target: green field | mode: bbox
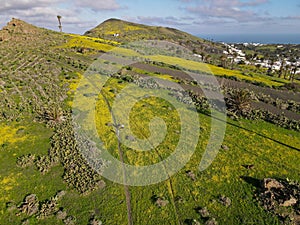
[0,18,299,225]
[1,76,299,224]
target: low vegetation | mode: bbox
[0,18,299,225]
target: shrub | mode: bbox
[226,89,253,117]
[18,194,39,216]
[16,154,36,168]
[35,155,54,174]
[38,198,59,219]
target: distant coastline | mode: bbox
[199,33,300,44]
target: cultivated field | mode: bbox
[0,19,299,225]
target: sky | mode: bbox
[0,0,299,35]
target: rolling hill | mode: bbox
[0,18,299,225]
[84,18,225,55]
[0,18,57,42]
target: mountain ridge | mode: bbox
[84,18,225,55]
[0,18,39,40]
[0,18,54,42]
[0,17,225,56]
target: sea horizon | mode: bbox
[198,33,300,44]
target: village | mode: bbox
[223,42,300,77]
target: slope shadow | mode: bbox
[200,111,300,152]
[227,120,300,152]
[240,176,261,189]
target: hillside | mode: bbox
[84,18,224,55]
[0,18,55,42]
[0,18,299,225]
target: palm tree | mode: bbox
[230,52,238,70]
[267,59,275,76]
[284,64,291,80]
[226,89,253,117]
[220,55,228,68]
[205,54,212,64]
[278,60,285,78]
[290,65,298,82]
[37,103,64,126]
[200,52,206,62]
[57,15,62,32]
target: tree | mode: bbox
[230,52,238,70]
[278,59,285,78]
[226,89,253,117]
[267,59,275,76]
[290,65,298,83]
[57,15,62,32]
[284,64,291,80]
[220,55,228,68]
[205,54,212,64]
[200,52,206,62]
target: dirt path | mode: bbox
[126,98,182,225]
[100,91,133,225]
[133,62,300,102]
[132,62,300,120]
[252,101,300,121]
[87,70,180,225]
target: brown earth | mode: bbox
[0,18,45,42]
[131,62,300,120]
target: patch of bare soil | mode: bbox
[257,178,300,225]
[252,102,300,121]
[218,78,300,103]
[0,18,45,42]
[131,62,300,120]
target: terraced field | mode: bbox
[0,19,299,225]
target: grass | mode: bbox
[0,111,300,224]
[90,77,299,224]
[1,76,299,224]
[59,35,117,53]
[0,125,28,146]
[95,79,183,166]
[104,23,145,35]
[59,35,297,88]
[0,121,67,224]
[148,55,287,87]
[1,25,299,224]
[66,34,120,45]
[132,67,180,82]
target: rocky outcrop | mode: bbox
[258,178,300,225]
[0,18,42,42]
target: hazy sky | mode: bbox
[0,0,299,35]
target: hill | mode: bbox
[84,18,224,55]
[0,18,53,42]
[0,18,299,225]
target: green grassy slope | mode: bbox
[84,18,225,55]
[0,19,299,225]
[84,18,200,42]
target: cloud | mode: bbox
[131,16,189,26]
[75,0,122,11]
[187,6,255,22]
[0,0,100,33]
[1,6,83,25]
[183,0,269,22]
[239,0,269,7]
[0,0,124,33]
[180,0,268,6]
[193,18,234,25]
[0,0,60,12]
[281,16,300,21]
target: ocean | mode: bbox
[198,33,300,44]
